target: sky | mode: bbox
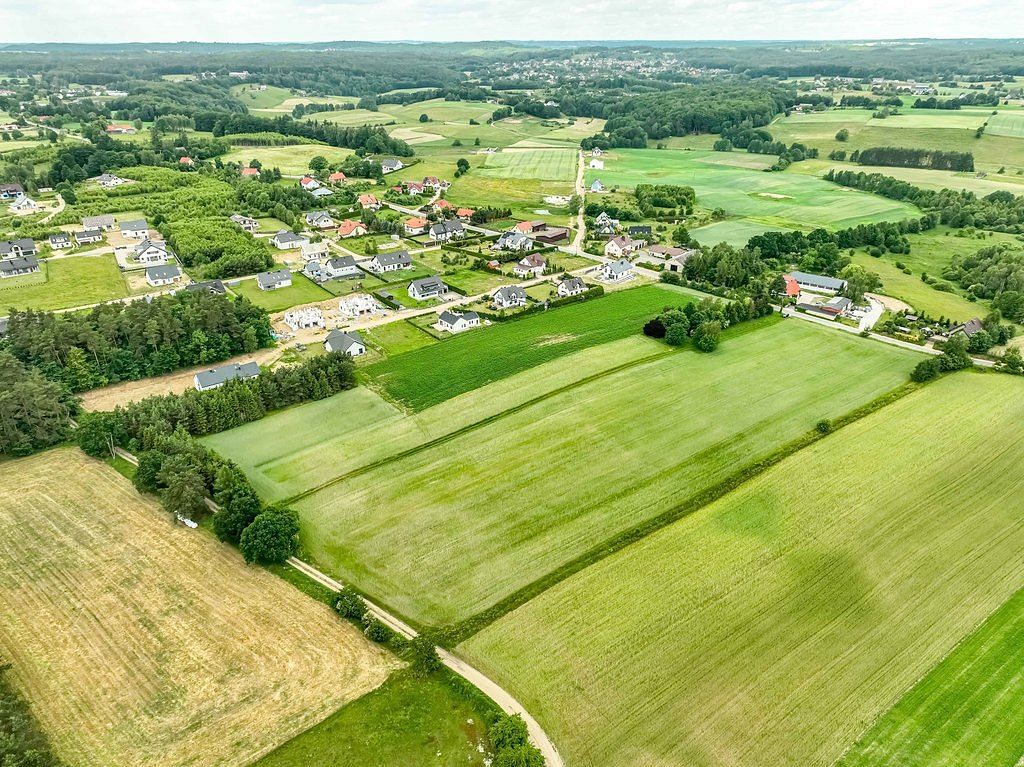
[1,0,1023,44]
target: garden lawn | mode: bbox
[460,372,1024,767]
[0,254,129,311]
[364,284,698,410]
[231,272,332,312]
[837,588,1024,767]
[297,319,916,625]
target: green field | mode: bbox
[362,318,439,356]
[477,148,576,181]
[460,372,1024,767]
[223,144,354,176]
[837,588,1024,767]
[0,255,129,311]
[231,272,331,312]
[364,284,698,410]
[587,149,918,237]
[986,111,1024,138]
[689,219,792,246]
[230,84,294,110]
[288,320,915,626]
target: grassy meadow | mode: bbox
[291,319,915,626]
[223,144,354,176]
[0,254,130,311]
[231,272,332,312]
[460,372,1024,767]
[0,449,396,767]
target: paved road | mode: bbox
[287,556,565,767]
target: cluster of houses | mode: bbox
[391,176,451,198]
[0,238,40,278]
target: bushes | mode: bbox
[239,505,300,564]
[910,357,942,382]
[488,714,544,767]
[0,667,65,767]
[647,294,773,352]
[162,217,274,278]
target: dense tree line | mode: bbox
[643,294,773,351]
[0,668,66,767]
[162,217,274,278]
[44,134,230,185]
[852,146,974,172]
[839,95,905,109]
[0,352,78,456]
[290,101,354,118]
[198,113,414,156]
[945,245,1024,321]
[826,169,1024,232]
[912,92,1000,109]
[3,292,273,392]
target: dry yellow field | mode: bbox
[0,449,398,767]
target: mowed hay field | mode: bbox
[837,588,1024,767]
[294,320,916,625]
[0,449,397,767]
[460,372,1024,767]
[477,148,577,181]
[222,144,354,175]
[587,149,917,236]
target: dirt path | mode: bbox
[286,556,565,767]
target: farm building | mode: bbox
[409,275,450,301]
[194,361,260,391]
[257,269,293,290]
[604,236,635,258]
[797,296,853,320]
[145,265,182,287]
[324,330,366,356]
[492,285,528,309]
[438,310,480,333]
[788,271,847,294]
[381,158,405,174]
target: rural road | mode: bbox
[287,556,565,767]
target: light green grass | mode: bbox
[477,148,576,182]
[986,111,1024,138]
[588,148,917,234]
[296,320,916,625]
[229,84,294,110]
[223,144,353,176]
[461,372,1024,767]
[364,284,697,410]
[207,335,665,502]
[362,318,439,356]
[0,255,128,311]
[230,272,331,312]
[837,588,1024,767]
[689,219,792,246]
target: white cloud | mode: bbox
[1,0,1022,43]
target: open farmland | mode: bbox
[460,372,1024,767]
[837,588,1024,767]
[0,448,397,767]
[587,148,917,240]
[289,320,915,625]
[364,284,700,410]
[477,148,576,181]
[222,144,354,175]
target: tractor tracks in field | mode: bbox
[282,347,674,505]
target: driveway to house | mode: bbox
[286,557,565,767]
[857,296,885,332]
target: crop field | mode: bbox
[837,588,1024,767]
[206,335,667,500]
[364,284,697,410]
[986,111,1024,138]
[223,143,354,175]
[292,320,915,625]
[478,148,576,181]
[689,219,792,246]
[0,254,129,311]
[0,449,397,767]
[800,159,1024,195]
[460,372,1024,767]
[587,149,917,233]
[231,272,332,312]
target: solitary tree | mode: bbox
[835,128,850,142]
[239,505,300,564]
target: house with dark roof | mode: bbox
[368,251,412,273]
[0,239,36,258]
[119,219,149,239]
[492,285,528,309]
[76,229,104,245]
[185,279,227,295]
[494,231,532,252]
[324,330,366,356]
[797,295,853,320]
[145,264,182,287]
[49,232,73,250]
[193,361,260,391]
[256,269,293,291]
[0,183,24,200]
[381,158,405,174]
[557,276,587,297]
[949,317,985,338]
[437,310,480,333]
[305,210,335,230]
[82,214,115,230]
[271,231,309,250]
[627,225,652,241]
[429,219,465,243]
[134,239,172,265]
[0,255,40,278]
[408,275,449,301]
[788,271,847,294]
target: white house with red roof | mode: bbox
[358,194,381,210]
[337,220,368,238]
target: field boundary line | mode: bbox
[285,556,565,767]
[444,378,927,644]
[282,348,675,504]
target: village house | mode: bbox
[256,269,293,291]
[310,187,334,199]
[0,238,37,258]
[300,176,321,191]
[405,217,429,236]
[600,259,634,282]
[422,176,450,192]
[514,220,546,235]
[647,245,696,272]
[429,219,465,243]
[456,208,474,221]
[494,231,532,252]
[0,183,24,200]
[305,210,335,230]
[328,171,347,184]
[145,264,182,287]
[513,252,547,278]
[9,195,37,212]
[300,240,330,261]
[593,211,619,236]
[339,294,382,318]
[381,158,405,174]
[604,235,635,259]
[787,270,847,294]
[82,214,115,230]
[590,147,604,157]
[193,361,260,392]
[230,213,259,232]
[75,229,104,245]
[400,181,426,196]
[48,232,72,250]
[408,275,450,301]
[557,276,587,297]
[949,318,985,338]
[179,156,195,167]
[432,199,455,214]
[358,194,381,210]
[284,307,325,330]
[368,250,413,273]
[627,225,652,244]
[590,179,605,193]
[134,239,172,265]
[337,220,367,238]
[119,219,149,239]
[438,309,480,333]
[323,256,361,280]
[240,166,260,178]
[492,285,528,310]
[185,279,227,295]
[0,255,40,279]
[104,124,137,135]
[96,173,127,188]
[324,329,366,356]
[271,230,309,250]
